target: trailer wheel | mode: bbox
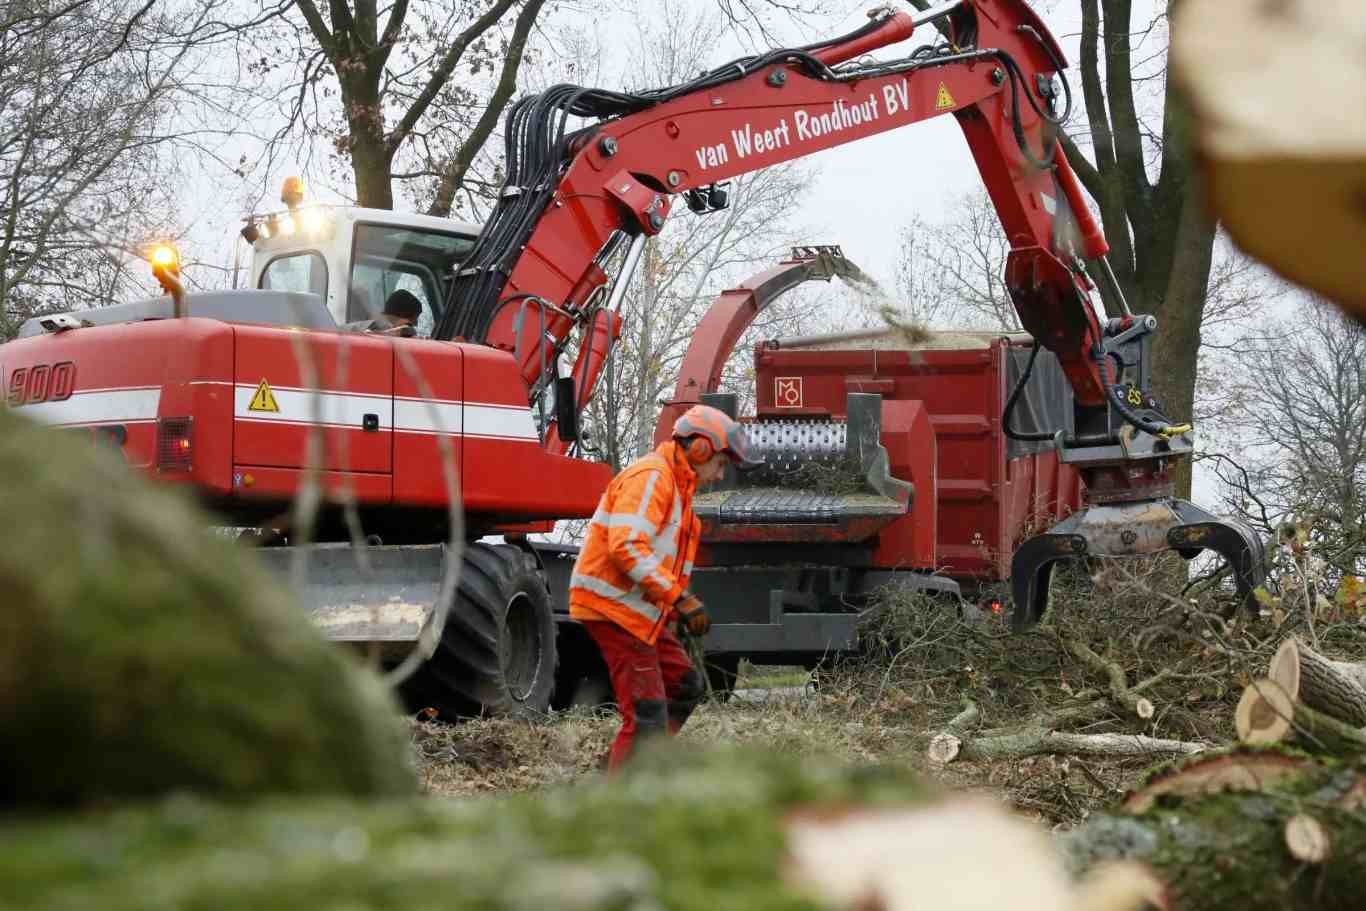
[404,543,556,721]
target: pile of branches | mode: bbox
[824,553,1366,817]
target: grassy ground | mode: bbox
[734,661,810,691]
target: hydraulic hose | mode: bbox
[1094,346,1192,440]
[1002,340,1055,442]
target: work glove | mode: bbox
[675,591,711,637]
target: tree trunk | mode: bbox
[340,71,395,210]
[1148,189,1215,498]
[351,137,396,210]
[1064,748,1366,910]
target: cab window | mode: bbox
[348,224,476,336]
[259,252,327,297]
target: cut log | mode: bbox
[928,733,961,764]
[1268,638,1366,726]
[928,728,1203,764]
[1066,748,1366,910]
[1235,678,1366,754]
[1285,814,1331,864]
[1122,749,1309,814]
[1172,0,1366,323]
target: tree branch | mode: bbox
[1101,0,1153,223]
[386,0,521,156]
[425,0,546,216]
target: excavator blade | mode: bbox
[1010,499,1266,629]
[254,543,449,660]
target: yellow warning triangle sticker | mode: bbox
[248,378,279,413]
[935,82,956,110]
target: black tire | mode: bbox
[702,653,740,703]
[402,543,556,721]
[568,671,614,713]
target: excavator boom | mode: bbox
[434,0,1265,623]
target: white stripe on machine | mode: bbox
[234,385,537,440]
[234,385,393,429]
[11,387,161,426]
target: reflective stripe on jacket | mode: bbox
[569,441,701,644]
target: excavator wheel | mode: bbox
[402,543,557,721]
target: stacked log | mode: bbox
[1235,638,1366,754]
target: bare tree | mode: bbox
[895,190,1017,331]
[257,0,547,212]
[0,0,216,338]
[1211,298,1366,581]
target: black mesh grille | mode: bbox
[156,417,192,472]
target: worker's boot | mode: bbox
[667,669,704,733]
[630,698,668,754]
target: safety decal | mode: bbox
[248,378,280,413]
[775,376,804,408]
[935,82,956,110]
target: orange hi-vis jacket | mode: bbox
[569,441,702,644]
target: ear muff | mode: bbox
[686,435,714,465]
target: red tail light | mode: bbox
[156,417,193,472]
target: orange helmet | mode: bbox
[672,404,763,469]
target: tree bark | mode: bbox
[1269,638,1366,727]
[1063,749,1366,910]
[929,729,1202,764]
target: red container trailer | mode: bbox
[750,332,1083,586]
[682,330,1084,673]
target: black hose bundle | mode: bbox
[431,20,891,344]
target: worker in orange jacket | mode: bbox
[570,404,763,770]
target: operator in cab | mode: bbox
[569,405,763,771]
[370,289,421,334]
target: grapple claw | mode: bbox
[1010,499,1267,628]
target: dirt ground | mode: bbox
[410,684,1148,827]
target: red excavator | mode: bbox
[1,0,1263,714]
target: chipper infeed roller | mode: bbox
[694,393,910,544]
